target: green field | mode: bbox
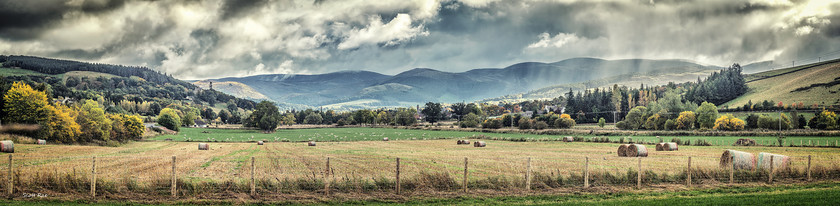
[0,67,62,78]
[4,182,840,205]
[153,127,840,147]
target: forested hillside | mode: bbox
[0,55,257,145]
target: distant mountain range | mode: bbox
[197,58,770,110]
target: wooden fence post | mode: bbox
[396,158,401,195]
[807,155,812,181]
[463,157,468,193]
[769,156,774,183]
[687,157,692,186]
[171,156,176,197]
[584,157,589,188]
[250,156,256,196]
[7,154,12,197]
[526,157,532,190]
[730,156,734,184]
[91,156,96,197]
[637,158,642,188]
[325,157,330,195]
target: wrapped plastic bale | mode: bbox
[734,138,756,146]
[383,137,389,141]
[473,141,486,147]
[758,152,790,171]
[257,141,264,145]
[563,136,574,142]
[0,140,13,153]
[198,143,209,150]
[655,143,665,151]
[457,140,471,145]
[720,149,756,170]
[617,144,631,157]
[626,144,648,157]
[308,141,316,146]
[664,142,679,151]
[36,139,46,145]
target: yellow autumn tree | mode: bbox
[43,104,82,143]
[3,81,48,124]
[675,111,696,130]
[713,115,745,131]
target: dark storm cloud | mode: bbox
[0,0,126,40]
[219,0,268,20]
[0,0,838,79]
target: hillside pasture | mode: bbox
[725,59,840,107]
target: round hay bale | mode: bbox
[473,141,486,147]
[617,144,630,157]
[0,140,13,153]
[720,150,756,170]
[308,141,316,146]
[664,142,679,151]
[734,138,756,146]
[198,143,209,150]
[383,137,389,141]
[257,141,264,145]
[627,144,648,157]
[457,140,471,145]
[758,152,790,171]
[36,139,46,145]
[655,143,665,151]
[563,136,574,142]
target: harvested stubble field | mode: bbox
[3,136,840,201]
[154,127,840,147]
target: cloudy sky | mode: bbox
[1,0,839,79]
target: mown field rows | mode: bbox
[153,127,840,147]
[3,137,840,191]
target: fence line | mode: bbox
[0,153,837,198]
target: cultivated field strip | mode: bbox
[0,139,835,195]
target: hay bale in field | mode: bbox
[758,152,790,171]
[626,144,648,157]
[664,142,679,151]
[257,141,264,145]
[473,141,486,147]
[198,143,209,150]
[617,144,631,157]
[308,141,316,146]
[383,137,389,141]
[36,139,46,145]
[457,140,471,145]
[0,140,13,153]
[563,136,574,142]
[655,143,665,151]
[720,150,756,170]
[734,138,756,146]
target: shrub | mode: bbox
[713,115,745,131]
[518,118,532,129]
[644,114,665,130]
[808,109,838,130]
[623,106,647,130]
[482,118,502,129]
[675,111,696,130]
[758,114,791,130]
[745,114,759,129]
[157,108,181,132]
[554,116,576,129]
[460,113,480,128]
[615,121,629,130]
[696,102,718,129]
[533,121,548,130]
[664,119,675,130]
[598,118,605,128]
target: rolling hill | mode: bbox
[723,58,840,108]
[204,58,720,109]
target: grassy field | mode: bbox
[4,182,840,205]
[725,59,840,107]
[153,127,840,147]
[0,67,61,78]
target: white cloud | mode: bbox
[527,32,580,48]
[337,14,429,50]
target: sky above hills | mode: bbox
[1,0,839,79]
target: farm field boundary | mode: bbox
[2,140,840,202]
